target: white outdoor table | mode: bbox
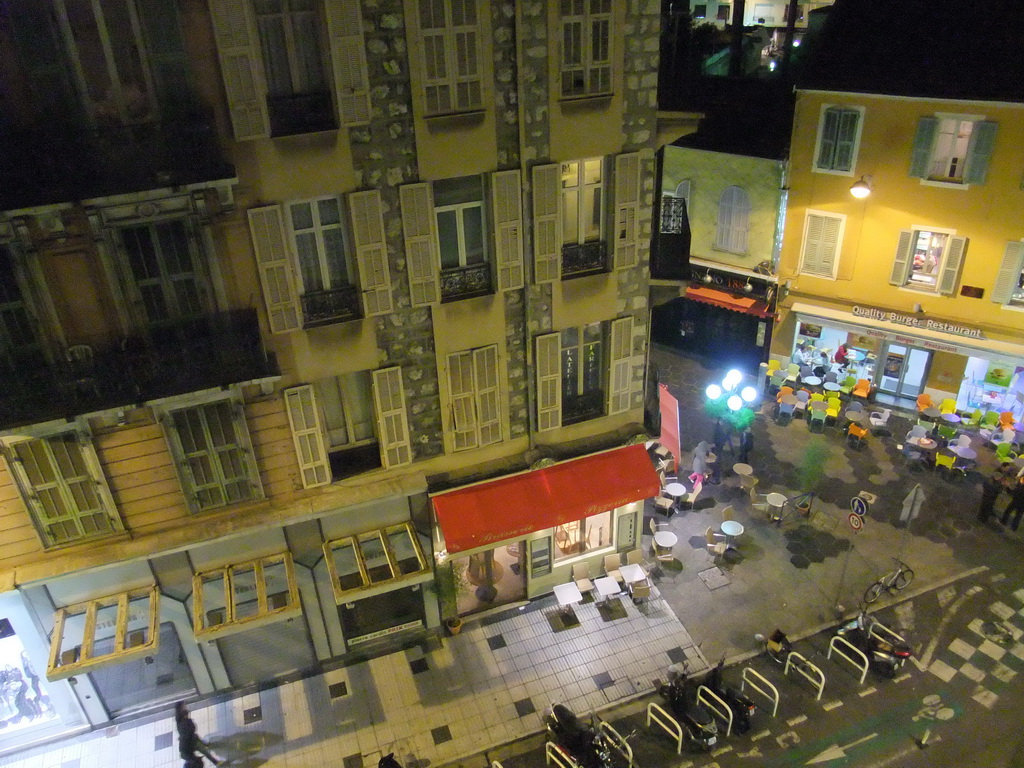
[594,576,621,602]
[720,519,745,547]
[619,563,646,584]
[653,531,678,548]
[823,382,842,393]
[950,445,977,460]
[940,412,961,423]
[732,462,753,477]
[553,582,582,615]
[808,400,828,412]
[766,492,787,521]
[802,376,822,387]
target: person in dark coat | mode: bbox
[737,428,754,465]
[978,472,1004,523]
[1000,477,1024,531]
[379,754,403,768]
[176,701,223,765]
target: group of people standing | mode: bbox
[978,468,1024,530]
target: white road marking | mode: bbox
[712,745,734,757]
[777,731,801,748]
[948,638,975,660]
[737,747,763,758]
[991,601,1015,620]
[972,687,998,709]
[928,659,957,682]
[959,662,985,682]
[913,585,982,671]
[858,686,877,697]
[787,714,808,726]
[805,733,878,765]
[822,700,843,711]
[750,729,771,742]
[893,672,911,683]
[978,639,1007,660]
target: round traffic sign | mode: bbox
[851,496,868,517]
[848,512,863,531]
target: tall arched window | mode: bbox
[716,186,751,254]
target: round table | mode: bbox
[950,444,977,460]
[654,530,678,548]
[665,482,687,499]
[845,411,867,425]
[910,436,937,451]
[940,412,961,423]
[733,462,753,477]
[922,408,941,420]
[780,394,798,406]
[809,400,828,412]
[847,350,866,362]
[802,376,822,387]
[766,492,787,522]
[823,382,842,393]
[720,520,744,539]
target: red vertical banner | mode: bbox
[659,383,681,471]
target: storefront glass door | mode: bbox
[878,344,932,399]
[453,543,526,616]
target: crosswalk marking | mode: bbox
[822,700,843,711]
[858,686,877,697]
[786,714,807,726]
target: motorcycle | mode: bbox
[701,659,757,734]
[657,665,719,750]
[544,703,615,768]
[835,611,912,678]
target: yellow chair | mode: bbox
[766,359,781,373]
[825,397,842,425]
[810,393,825,403]
[939,398,957,415]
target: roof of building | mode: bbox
[796,0,1024,102]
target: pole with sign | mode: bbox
[835,495,868,615]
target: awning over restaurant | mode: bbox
[432,444,660,554]
[685,286,773,319]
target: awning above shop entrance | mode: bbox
[685,286,773,319]
[432,445,660,554]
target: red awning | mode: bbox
[685,285,774,319]
[432,445,660,554]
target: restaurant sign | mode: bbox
[851,306,985,340]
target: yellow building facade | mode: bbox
[777,89,1024,413]
[0,0,660,745]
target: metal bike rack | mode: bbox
[828,635,870,684]
[598,721,634,766]
[741,666,780,717]
[869,617,908,647]
[784,651,826,700]
[545,741,580,768]
[491,762,504,768]
[696,684,734,736]
[646,702,685,754]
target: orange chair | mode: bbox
[776,386,794,403]
[916,393,933,412]
[852,378,872,400]
[847,423,869,448]
[999,411,1016,430]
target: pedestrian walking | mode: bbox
[712,419,734,455]
[176,702,224,766]
[1001,477,1024,531]
[690,441,710,485]
[737,428,754,465]
[379,754,403,768]
[978,472,1003,523]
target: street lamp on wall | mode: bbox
[850,176,872,199]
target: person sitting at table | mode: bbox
[812,351,829,379]
[834,344,849,366]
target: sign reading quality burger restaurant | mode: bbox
[851,306,985,340]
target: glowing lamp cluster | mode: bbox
[705,369,761,422]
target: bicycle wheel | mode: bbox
[894,568,914,590]
[864,581,884,604]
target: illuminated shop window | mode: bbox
[324,522,430,603]
[192,553,300,639]
[47,587,159,681]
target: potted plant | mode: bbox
[794,438,830,515]
[435,560,467,635]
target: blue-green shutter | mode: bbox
[963,121,998,185]
[816,108,839,169]
[908,117,938,178]
[137,0,195,116]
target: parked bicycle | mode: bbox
[863,558,914,604]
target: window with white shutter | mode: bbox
[284,385,331,489]
[992,241,1024,308]
[909,115,998,185]
[608,316,633,415]
[799,212,844,278]
[613,153,640,269]
[532,164,562,283]
[813,106,863,174]
[445,344,501,451]
[491,170,524,291]
[889,227,966,295]
[535,333,561,432]
[371,367,412,468]
[715,186,750,254]
[161,397,263,514]
[325,0,371,126]
[248,205,301,333]
[209,0,270,140]
[349,190,394,316]
[416,0,483,116]
[400,182,441,306]
[2,431,123,549]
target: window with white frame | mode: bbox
[909,115,998,185]
[1,430,123,549]
[417,0,482,115]
[433,176,486,269]
[715,186,751,254]
[814,105,863,174]
[561,158,604,246]
[287,197,353,293]
[889,228,968,295]
[799,211,844,278]
[192,553,300,638]
[163,398,262,513]
[559,0,611,99]
[446,345,500,451]
[553,508,612,560]
[315,371,377,451]
[0,245,41,372]
[120,219,208,329]
[992,241,1024,309]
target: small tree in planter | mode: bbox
[794,438,830,515]
[435,560,468,634]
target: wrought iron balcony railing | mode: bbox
[267,92,336,137]
[0,116,234,210]
[440,263,493,303]
[301,285,363,328]
[0,309,278,430]
[561,241,609,279]
[561,390,605,426]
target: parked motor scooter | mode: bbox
[701,659,757,734]
[544,703,614,768]
[657,665,719,750]
[835,611,912,678]
[758,628,792,663]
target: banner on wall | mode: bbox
[984,361,1015,388]
[659,384,681,471]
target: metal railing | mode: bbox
[440,262,493,302]
[561,241,608,279]
[301,285,363,327]
[562,390,605,425]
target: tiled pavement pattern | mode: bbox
[927,585,1024,710]
[0,588,705,768]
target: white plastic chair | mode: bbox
[572,563,594,596]
[868,408,891,429]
